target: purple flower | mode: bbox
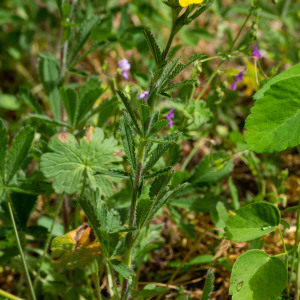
[118,59,131,80]
[166,108,175,128]
[232,67,247,91]
[138,91,149,99]
[252,43,263,59]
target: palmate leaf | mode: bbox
[245,63,300,153]
[229,250,287,300]
[40,127,122,195]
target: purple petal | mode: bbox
[236,67,247,82]
[122,71,129,80]
[138,91,149,99]
[166,108,175,126]
[118,59,131,71]
[232,80,237,91]
[252,43,263,59]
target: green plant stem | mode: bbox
[86,266,96,300]
[107,260,120,300]
[288,194,300,294]
[297,247,300,300]
[0,289,24,300]
[180,137,203,171]
[121,11,180,298]
[278,227,287,255]
[34,194,64,289]
[196,8,253,101]
[278,225,289,293]
[196,61,224,101]
[94,260,102,300]
[6,193,36,300]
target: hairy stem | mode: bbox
[107,260,120,300]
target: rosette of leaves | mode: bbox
[40,127,122,196]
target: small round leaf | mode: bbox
[229,250,287,300]
[225,202,280,242]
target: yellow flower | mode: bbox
[179,0,204,7]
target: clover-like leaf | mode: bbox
[224,202,280,242]
[229,250,287,300]
[40,127,122,195]
[245,63,300,153]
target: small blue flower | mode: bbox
[252,43,263,59]
[166,108,175,128]
[232,67,247,91]
[138,91,149,99]
[118,59,131,80]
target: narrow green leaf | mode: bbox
[0,120,8,181]
[94,169,131,179]
[147,183,189,223]
[75,88,103,127]
[69,16,100,64]
[146,119,170,138]
[136,198,153,228]
[28,114,71,128]
[38,53,61,120]
[70,41,106,69]
[188,53,207,64]
[6,126,35,184]
[60,87,77,126]
[229,250,287,300]
[119,115,136,171]
[186,0,215,24]
[116,90,141,135]
[224,202,281,242]
[229,176,239,210]
[144,167,172,179]
[20,90,43,114]
[161,79,197,93]
[142,27,162,65]
[143,132,180,174]
[140,104,150,134]
[156,57,180,90]
[149,172,173,199]
[111,259,134,280]
[201,269,215,300]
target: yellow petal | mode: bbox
[179,0,204,7]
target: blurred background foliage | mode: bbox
[0,0,300,299]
